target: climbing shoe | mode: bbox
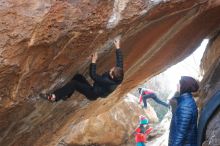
[40,93,56,102]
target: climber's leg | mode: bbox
[73,80,99,100]
[53,79,77,101]
[72,74,90,85]
[54,74,98,101]
[151,94,169,107]
[41,74,98,102]
[142,94,152,108]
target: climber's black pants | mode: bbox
[53,74,99,101]
[142,93,169,108]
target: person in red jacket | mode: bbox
[134,116,153,146]
[138,88,169,109]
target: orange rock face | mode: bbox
[0,0,220,145]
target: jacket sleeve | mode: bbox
[90,63,115,85]
[172,105,192,145]
[116,49,123,68]
[145,127,153,135]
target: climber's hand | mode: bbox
[91,52,98,63]
[114,38,120,49]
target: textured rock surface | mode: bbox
[58,93,158,146]
[202,108,220,146]
[147,111,171,146]
[199,33,220,107]
[199,33,220,146]
[0,0,220,146]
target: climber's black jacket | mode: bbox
[90,49,123,97]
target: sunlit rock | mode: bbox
[0,0,220,145]
[58,93,158,145]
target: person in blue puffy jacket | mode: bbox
[169,76,199,146]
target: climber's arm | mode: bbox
[114,38,123,69]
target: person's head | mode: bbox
[109,67,123,81]
[179,76,199,94]
[139,115,149,125]
[139,115,146,121]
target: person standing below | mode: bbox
[138,88,169,109]
[169,76,199,146]
[41,38,123,102]
[134,115,153,146]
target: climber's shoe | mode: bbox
[40,93,56,102]
[142,105,147,109]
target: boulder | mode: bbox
[1,0,220,145]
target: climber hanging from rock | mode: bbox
[40,38,123,102]
[138,87,169,109]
